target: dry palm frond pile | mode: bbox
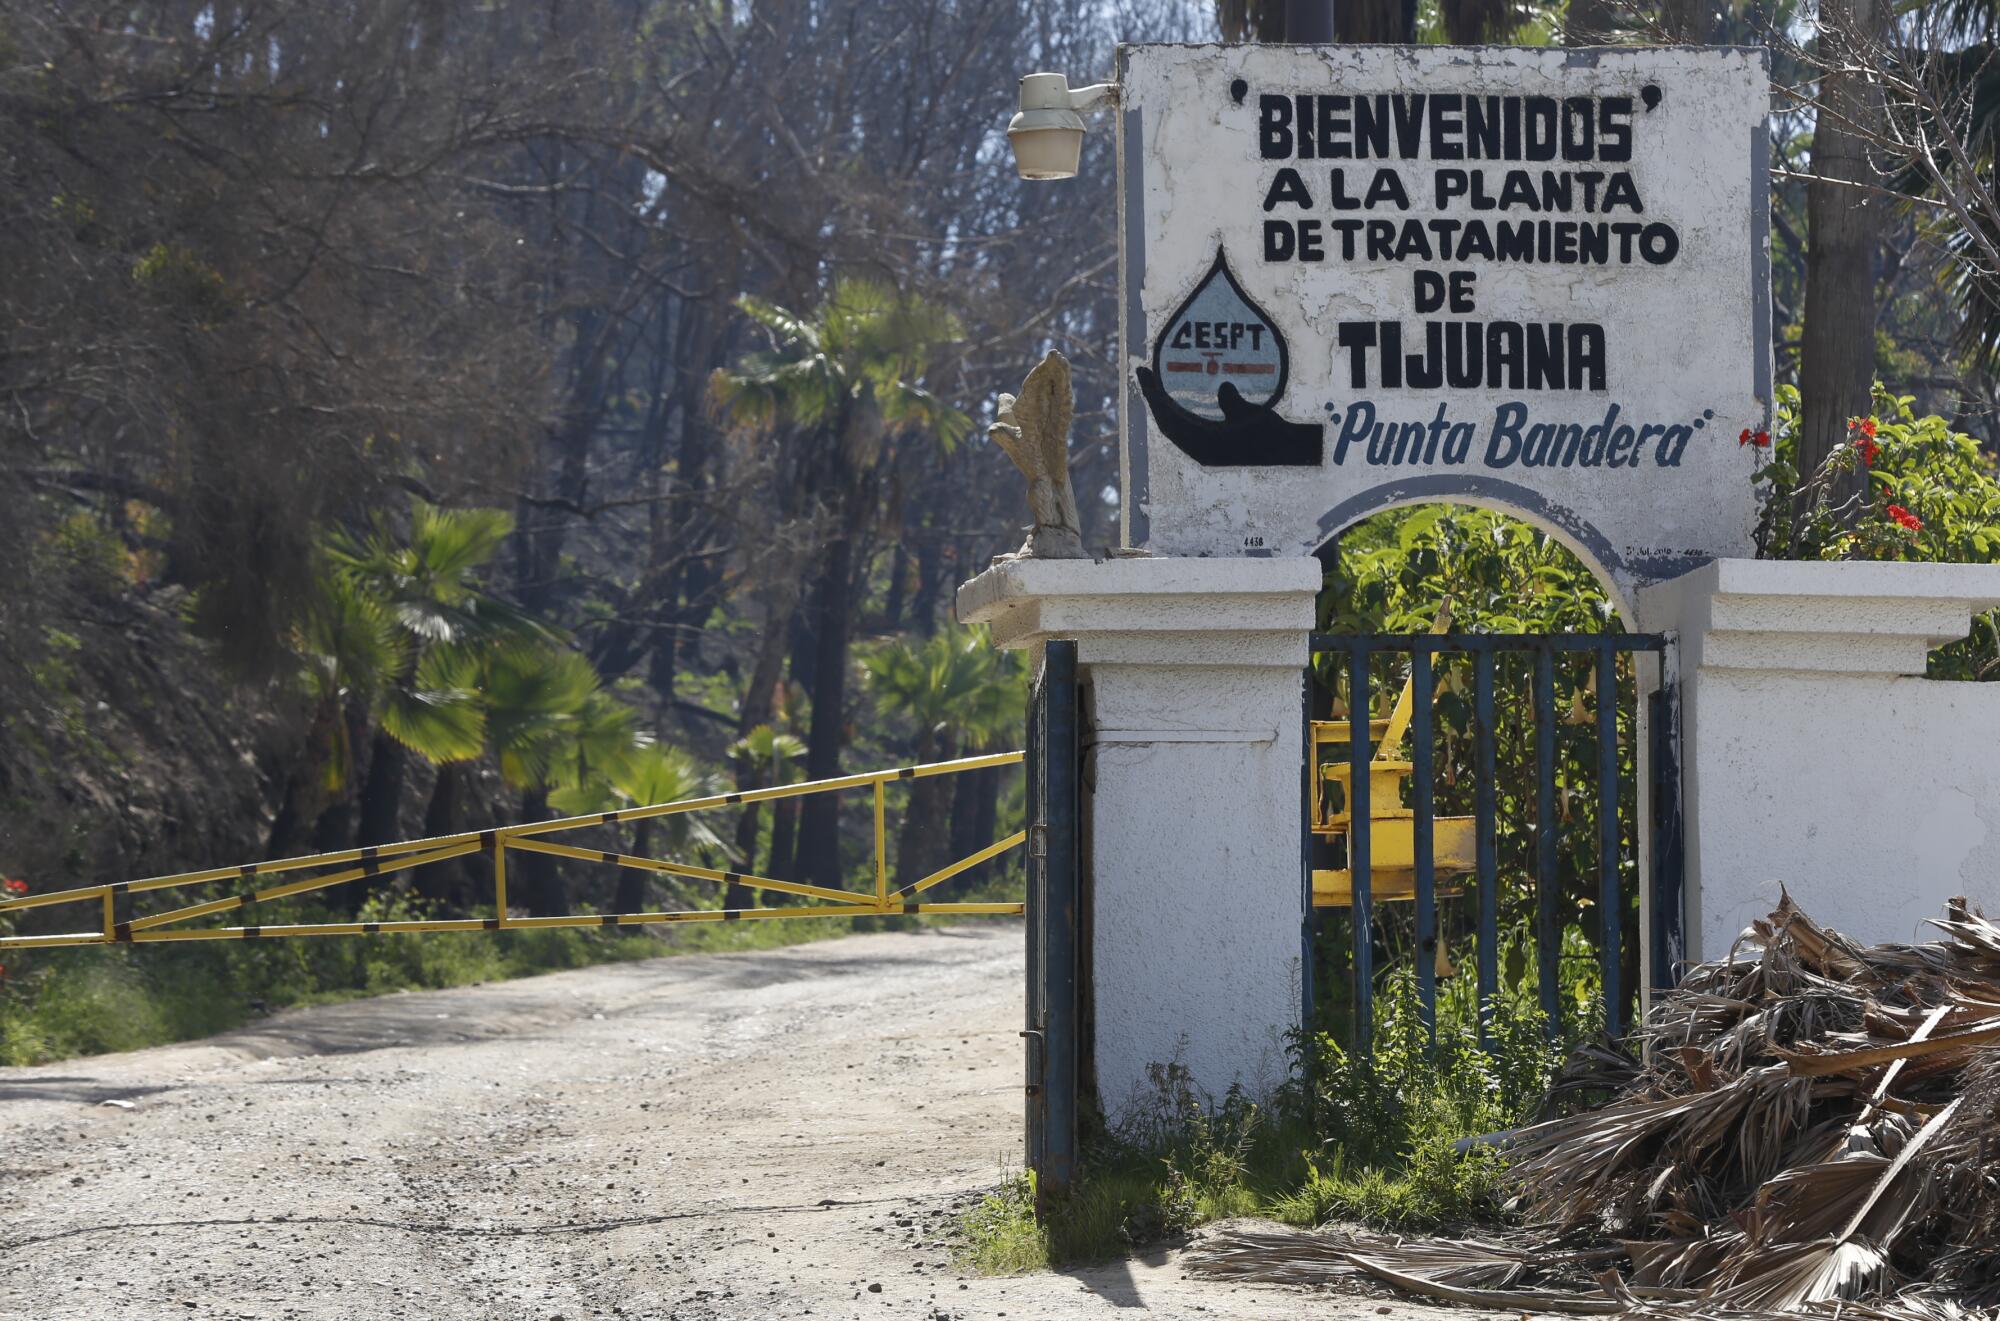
[1186,895,2000,1319]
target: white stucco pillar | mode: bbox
[1637,559,2000,962]
[958,555,1320,1127]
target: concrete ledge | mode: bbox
[1640,558,2000,676]
[1701,558,2000,601]
[957,555,1322,666]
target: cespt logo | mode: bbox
[1137,247,1321,467]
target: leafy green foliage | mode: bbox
[1322,503,1618,638]
[49,512,134,597]
[727,725,807,778]
[858,624,1029,896]
[953,968,1565,1273]
[609,740,723,816]
[955,1175,1050,1275]
[1753,383,2000,563]
[323,502,554,765]
[1270,951,1597,1233]
[129,242,233,326]
[479,644,627,792]
[710,278,972,454]
[551,739,725,855]
[1754,384,2000,680]
[862,624,1025,758]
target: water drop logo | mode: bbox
[1156,251,1287,418]
[1137,249,1322,467]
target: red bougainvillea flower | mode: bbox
[1886,504,1923,531]
[1739,428,1751,445]
[1,878,27,896]
[1749,430,1770,448]
[1855,435,1880,466]
[1848,416,1879,438]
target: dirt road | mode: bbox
[0,924,1452,1320]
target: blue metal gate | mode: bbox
[1025,639,1081,1204]
[1305,632,1682,1049]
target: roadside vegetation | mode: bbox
[0,899,900,1067]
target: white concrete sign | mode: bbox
[1116,45,1772,598]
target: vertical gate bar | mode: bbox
[1348,643,1374,1051]
[1300,670,1315,1030]
[492,839,508,928]
[873,782,888,909]
[1533,644,1560,1037]
[1474,650,1498,1051]
[1411,648,1437,1040]
[1648,680,1686,993]
[1042,639,1080,1202]
[1023,661,1045,1186]
[1596,646,1622,1038]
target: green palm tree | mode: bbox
[482,644,636,916]
[711,277,970,890]
[482,645,602,790]
[552,739,723,919]
[862,626,1024,889]
[723,725,806,909]
[326,503,554,869]
[266,570,399,858]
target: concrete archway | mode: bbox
[1309,476,1645,628]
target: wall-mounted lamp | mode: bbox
[1007,73,1117,181]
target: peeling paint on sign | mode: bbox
[1114,45,1771,606]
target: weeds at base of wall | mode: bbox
[953,1125,1512,1274]
[956,966,1560,1273]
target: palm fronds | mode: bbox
[1185,896,2000,1318]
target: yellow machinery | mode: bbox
[1310,609,1475,909]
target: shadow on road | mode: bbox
[0,1076,177,1105]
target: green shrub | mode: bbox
[954,967,1563,1272]
[1271,963,1557,1231]
[1754,383,2000,679]
[956,1174,1049,1274]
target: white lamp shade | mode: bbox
[1007,113,1084,180]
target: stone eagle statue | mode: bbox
[989,350,1086,560]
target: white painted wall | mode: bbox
[959,556,1319,1127]
[1638,560,2000,960]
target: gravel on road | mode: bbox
[0,923,1462,1321]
